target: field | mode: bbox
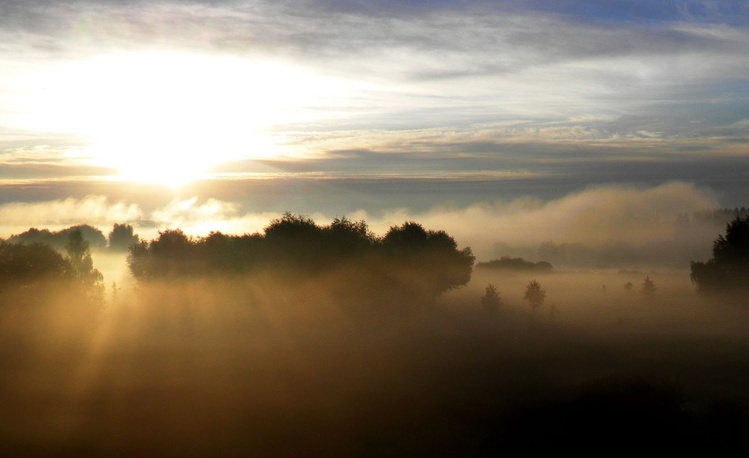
[2,269,749,455]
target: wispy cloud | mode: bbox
[0,182,717,264]
[0,1,747,208]
[0,195,142,236]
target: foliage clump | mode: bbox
[108,223,140,251]
[0,241,73,288]
[480,284,501,314]
[523,280,546,312]
[690,216,749,294]
[9,225,107,251]
[127,214,475,306]
[0,228,104,304]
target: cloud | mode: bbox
[0,182,724,269]
[128,182,721,260]
[0,195,142,237]
[352,182,720,260]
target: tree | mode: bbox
[0,241,73,289]
[108,223,140,251]
[127,229,199,280]
[9,225,106,251]
[382,222,475,300]
[124,216,475,308]
[263,213,324,271]
[481,283,501,314]
[523,280,546,312]
[641,276,657,298]
[66,229,104,303]
[690,216,749,293]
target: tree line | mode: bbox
[127,213,476,305]
[691,215,749,294]
[0,228,104,303]
[8,223,140,252]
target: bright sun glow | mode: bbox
[23,51,351,186]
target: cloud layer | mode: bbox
[0,182,723,268]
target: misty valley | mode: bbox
[2,213,749,455]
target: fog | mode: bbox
[0,182,727,268]
[2,260,749,455]
[2,184,748,454]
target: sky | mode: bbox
[0,0,748,260]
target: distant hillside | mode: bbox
[477,256,552,272]
[690,207,749,226]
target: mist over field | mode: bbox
[2,207,749,455]
[2,0,749,453]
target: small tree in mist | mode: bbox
[641,276,657,298]
[690,215,749,293]
[66,229,104,303]
[481,283,501,314]
[523,280,546,313]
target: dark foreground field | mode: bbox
[2,272,749,456]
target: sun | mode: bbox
[27,51,348,186]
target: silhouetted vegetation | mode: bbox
[126,214,475,307]
[480,283,501,314]
[0,230,104,304]
[6,211,749,455]
[107,223,140,251]
[0,241,73,289]
[690,216,749,294]
[477,256,552,272]
[692,207,749,226]
[523,279,546,312]
[641,276,657,298]
[9,224,106,251]
[66,229,104,304]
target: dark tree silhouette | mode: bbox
[641,276,657,298]
[481,283,501,314]
[382,222,475,300]
[66,229,104,303]
[325,217,376,258]
[108,223,140,251]
[690,216,749,293]
[126,215,475,307]
[9,225,106,250]
[127,229,199,279]
[523,280,546,313]
[263,213,324,271]
[0,241,73,288]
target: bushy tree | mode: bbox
[127,229,198,280]
[523,280,546,312]
[382,222,475,299]
[126,215,475,307]
[108,223,140,251]
[691,216,749,293]
[481,283,501,314]
[0,241,73,288]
